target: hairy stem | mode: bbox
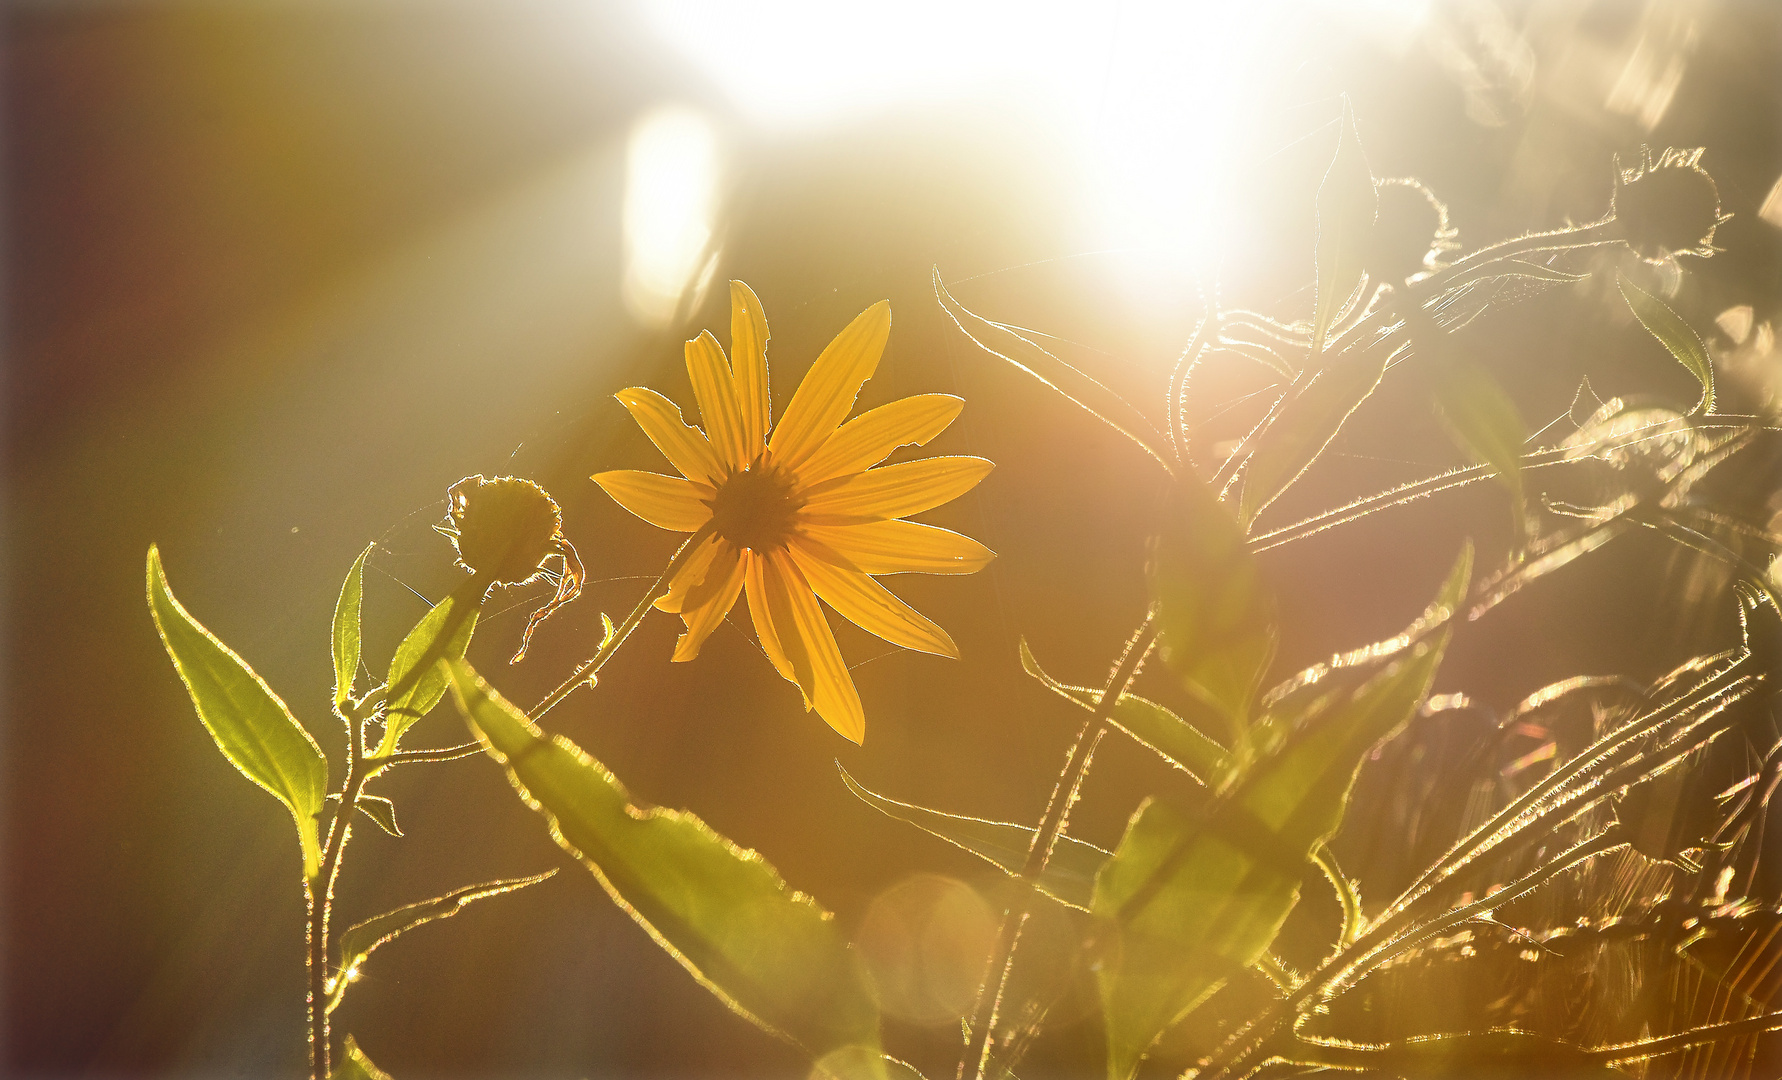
[1198,719,1751,1080]
[309,702,374,1080]
[378,740,484,767]
[532,525,715,720]
[960,613,1159,1080]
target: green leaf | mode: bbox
[934,270,1176,473]
[1235,103,1382,528]
[1619,273,1715,415]
[336,1036,393,1080]
[329,870,555,1014]
[1094,796,1295,1080]
[355,795,401,837]
[1237,337,1393,529]
[1432,360,1528,542]
[326,793,402,837]
[1311,100,1377,356]
[1018,639,1233,788]
[837,764,1110,911]
[332,544,372,708]
[1095,548,1466,1080]
[377,577,484,754]
[1149,473,1277,732]
[146,545,328,879]
[449,660,881,1057]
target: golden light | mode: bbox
[622,105,722,326]
[634,0,1432,278]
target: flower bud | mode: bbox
[1612,146,1729,264]
[437,475,584,661]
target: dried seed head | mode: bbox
[443,475,562,584]
[437,474,585,662]
[1612,146,1729,264]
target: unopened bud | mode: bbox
[437,475,584,661]
[1612,146,1728,264]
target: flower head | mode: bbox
[437,474,585,663]
[594,281,994,743]
[1612,146,1730,264]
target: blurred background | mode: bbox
[6,0,1781,1076]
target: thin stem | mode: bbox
[959,613,1159,1080]
[1200,661,1756,1080]
[1309,844,1362,948]
[1194,221,1622,524]
[1200,831,1623,1080]
[308,700,372,1080]
[1245,450,1576,554]
[1413,220,1619,299]
[531,525,714,720]
[1596,1010,1782,1064]
[1167,307,1218,465]
[1327,831,1624,998]
[377,740,484,766]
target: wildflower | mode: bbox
[594,282,994,742]
[1612,146,1729,263]
[437,475,585,662]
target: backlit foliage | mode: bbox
[147,106,1781,1080]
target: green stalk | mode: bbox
[959,613,1159,1080]
[308,699,378,1080]
[532,525,715,720]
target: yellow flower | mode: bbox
[593,282,994,743]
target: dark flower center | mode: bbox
[708,462,801,552]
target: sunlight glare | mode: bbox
[636,1,1430,278]
[623,106,721,326]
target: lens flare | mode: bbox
[855,874,998,1024]
[622,105,721,326]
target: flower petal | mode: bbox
[614,387,725,485]
[592,470,713,532]
[795,394,964,487]
[788,539,958,658]
[685,330,749,470]
[671,543,746,661]
[765,551,866,743]
[730,281,771,453]
[744,550,798,686]
[798,456,993,525]
[653,533,724,613]
[768,300,891,471]
[799,520,996,575]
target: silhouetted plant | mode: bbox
[147,102,1781,1080]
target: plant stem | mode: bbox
[531,525,714,720]
[377,740,484,766]
[959,613,1159,1080]
[307,701,376,1080]
[1199,829,1626,1080]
